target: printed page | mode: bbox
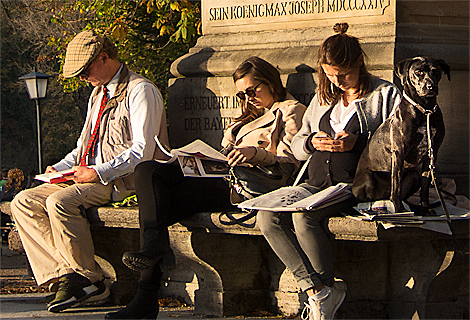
[178,155,202,177]
[296,183,352,211]
[155,136,227,164]
[239,183,352,212]
[198,158,230,177]
[177,155,230,178]
[238,186,313,211]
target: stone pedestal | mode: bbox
[168,0,469,192]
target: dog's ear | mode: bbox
[394,59,411,84]
[436,59,451,81]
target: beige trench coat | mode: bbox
[222,94,306,169]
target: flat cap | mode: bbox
[63,30,104,78]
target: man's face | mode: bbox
[78,53,107,87]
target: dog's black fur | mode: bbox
[352,57,450,214]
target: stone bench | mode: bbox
[87,205,469,319]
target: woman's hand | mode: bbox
[311,130,357,152]
[227,146,257,166]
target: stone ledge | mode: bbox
[86,206,469,242]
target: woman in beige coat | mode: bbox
[106,56,306,319]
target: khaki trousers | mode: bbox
[10,182,114,286]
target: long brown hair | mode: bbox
[232,56,287,125]
[317,23,370,105]
[4,168,24,193]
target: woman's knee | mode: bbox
[292,212,323,236]
[257,210,281,235]
[135,161,177,186]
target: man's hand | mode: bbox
[72,166,100,183]
[45,166,58,174]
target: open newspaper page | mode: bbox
[155,136,230,177]
[238,183,352,212]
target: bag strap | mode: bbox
[293,155,312,187]
[218,209,257,228]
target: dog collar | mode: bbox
[403,93,438,115]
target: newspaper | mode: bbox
[237,183,352,212]
[353,200,416,222]
[348,200,470,235]
[155,136,230,178]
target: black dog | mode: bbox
[352,57,450,214]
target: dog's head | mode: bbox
[395,57,451,100]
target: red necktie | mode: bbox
[80,86,109,166]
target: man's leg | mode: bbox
[11,181,114,312]
[11,183,73,285]
[45,182,114,283]
[44,182,114,312]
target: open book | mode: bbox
[237,183,352,212]
[155,136,230,178]
[35,169,75,184]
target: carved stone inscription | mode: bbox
[182,95,238,133]
[168,77,242,148]
[209,0,391,20]
[168,76,317,148]
[203,0,393,33]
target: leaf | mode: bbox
[170,1,179,11]
[147,1,155,14]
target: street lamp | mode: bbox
[19,69,52,174]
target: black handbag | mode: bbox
[219,162,296,227]
[227,162,297,202]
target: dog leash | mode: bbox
[404,94,454,235]
[425,112,454,235]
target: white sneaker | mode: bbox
[301,286,346,320]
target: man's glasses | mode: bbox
[236,82,263,100]
[78,62,93,79]
[78,56,99,79]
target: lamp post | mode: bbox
[19,69,52,174]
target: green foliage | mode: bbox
[46,0,201,96]
[1,0,200,175]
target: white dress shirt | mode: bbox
[53,65,164,185]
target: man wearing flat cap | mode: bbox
[11,30,170,313]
